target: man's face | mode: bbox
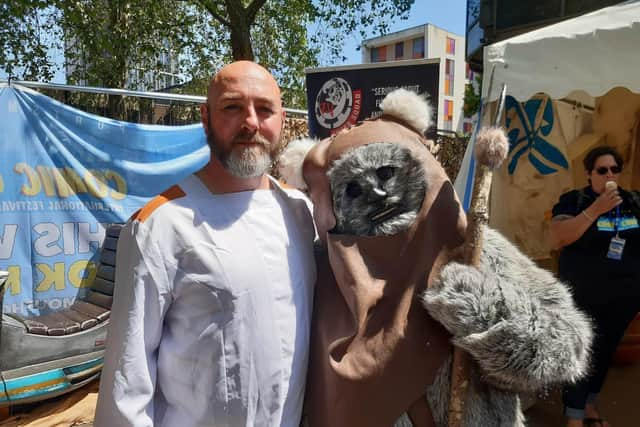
[202,64,285,178]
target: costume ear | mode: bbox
[276,137,318,190]
[379,88,433,134]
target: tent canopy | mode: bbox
[483,1,640,102]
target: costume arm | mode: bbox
[94,221,172,427]
[423,226,593,392]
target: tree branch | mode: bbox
[196,0,231,27]
[246,0,268,24]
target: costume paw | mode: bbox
[422,227,594,392]
[422,262,508,338]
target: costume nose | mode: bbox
[368,187,387,202]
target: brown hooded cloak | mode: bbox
[303,117,468,427]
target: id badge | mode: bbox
[607,236,626,260]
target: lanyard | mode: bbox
[608,205,621,235]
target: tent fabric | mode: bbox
[483,1,640,102]
[0,84,208,316]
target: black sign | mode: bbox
[305,60,440,139]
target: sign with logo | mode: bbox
[306,59,440,139]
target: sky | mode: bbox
[1,0,467,85]
[338,0,467,65]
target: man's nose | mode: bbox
[242,106,259,131]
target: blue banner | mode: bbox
[0,84,208,315]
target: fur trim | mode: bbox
[276,137,317,190]
[379,88,433,133]
[423,226,593,392]
[475,126,509,170]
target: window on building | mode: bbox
[446,37,456,55]
[445,59,455,96]
[412,37,424,59]
[463,121,473,135]
[370,45,387,63]
[444,99,454,130]
[395,42,404,59]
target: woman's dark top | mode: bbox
[552,186,640,307]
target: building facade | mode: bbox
[466,0,624,71]
[361,24,475,134]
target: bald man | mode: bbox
[95,61,317,427]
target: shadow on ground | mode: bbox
[525,361,640,427]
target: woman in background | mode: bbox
[551,146,640,427]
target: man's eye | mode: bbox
[346,182,362,198]
[223,105,241,111]
[257,105,275,114]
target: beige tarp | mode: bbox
[489,87,640,262]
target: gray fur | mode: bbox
[394,226,592,427]
[322,140,592,426]
[424,355,525,427]
[327,142,426,236]
[424,227,592,393]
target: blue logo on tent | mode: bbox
[504,95,568,175]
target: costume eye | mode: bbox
[376,166,395,181]
[346,181,362,198]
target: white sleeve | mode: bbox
[94,220,172,427]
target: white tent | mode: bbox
[454,0,640,260]
[483,0,640,102]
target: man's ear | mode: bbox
[281,109,286,131]
[200,103,210,135]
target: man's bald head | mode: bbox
[207,61,281,106]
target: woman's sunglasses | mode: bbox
[595,165,622,175]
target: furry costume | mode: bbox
[278,89,593,427]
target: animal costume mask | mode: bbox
[278,89,592,427]
[300,90,466,426]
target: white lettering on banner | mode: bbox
[33,223,62,257]
[46,199,124,213]
[63,222,76,255]
[33,222,105,257]
[371,85,421,97]
[0,224,18,259]
[7,297,77,315]
[0,199,123,213]
[3,303,20,315]
[78,223,105,254]
[0,200,46,211]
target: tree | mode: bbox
[0,1,61,81]
[463,75,482,118]
[1,0,415,110]
[192,0,415,107]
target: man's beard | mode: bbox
[207,125,276,178]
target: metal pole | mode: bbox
[0,79,309,116]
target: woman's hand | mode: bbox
[587,187,622,217]
[550,187,622,250]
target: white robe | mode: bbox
[95,175,317,427]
